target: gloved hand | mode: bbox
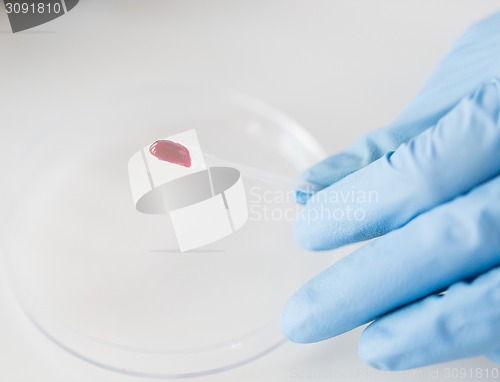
[281,12,500,370]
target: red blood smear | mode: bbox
[149,140,192,168]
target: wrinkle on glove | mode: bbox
[359,267,500,370]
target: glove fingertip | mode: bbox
[294,190,311,205]
[301,153,362,187]
[280,296,316,344]
[293,214,328,251]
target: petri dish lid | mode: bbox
[3,84,331,378]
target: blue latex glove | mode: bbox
[281,12,500,370]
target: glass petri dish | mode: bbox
[3,84,331,378]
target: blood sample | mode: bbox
[149,139,191,168]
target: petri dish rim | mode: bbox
[2,83,327,378]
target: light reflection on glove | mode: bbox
[281,12,500,370]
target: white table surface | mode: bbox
[1,1,499,381]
